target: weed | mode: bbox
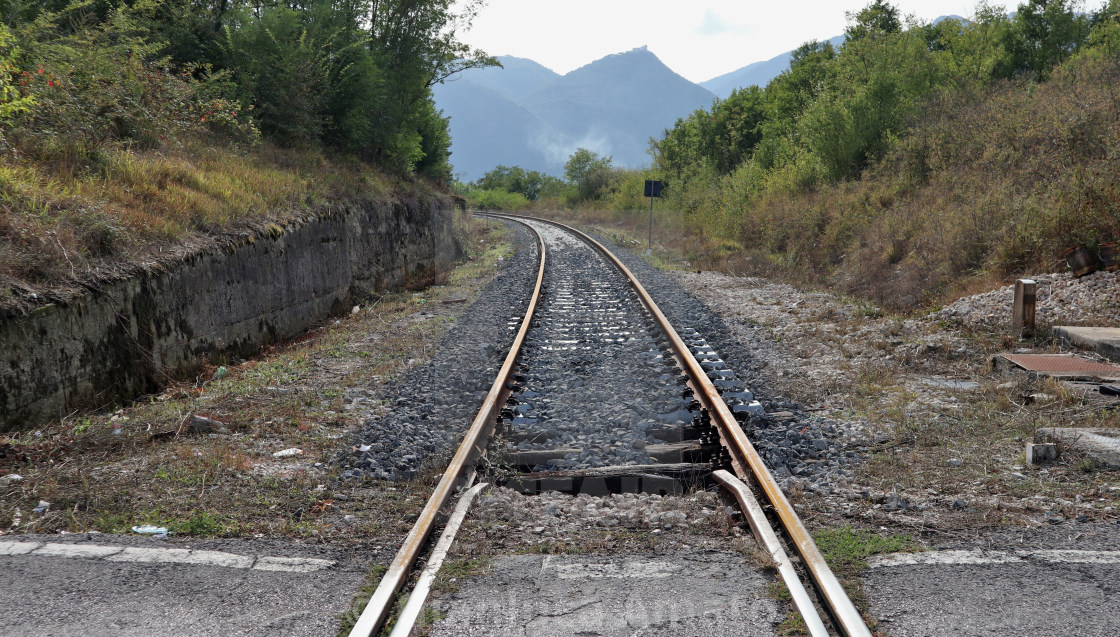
[765,581,792,601]
[175,510,225,536]
[1077,457,1103,473]
[776,611,807,637]
[71,418,92,435]
[431,557,492,597]
[93,511,133,534]
[813,526,919,574]
[336,565,387,636]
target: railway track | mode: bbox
[348,214,871,637]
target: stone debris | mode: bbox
[932,270,1120,329]
[187,415,230,435]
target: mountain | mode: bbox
[519,47,716,170]
[434,47,714,181]
[457,56,560,102]
[702,35,846,99]
[431,79,568,181]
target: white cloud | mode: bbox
[696,8,751,36]
[697,9,728,35]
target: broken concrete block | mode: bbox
[1026,442,1057,465]
[1036,427,1120,469]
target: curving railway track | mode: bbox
[348,214,871,637]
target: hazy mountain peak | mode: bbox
[430,46,707,179]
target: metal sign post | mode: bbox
[643,179,663,254]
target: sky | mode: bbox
[452,1,984,83]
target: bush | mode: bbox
[466,189,529,210]
[8,6,259,166]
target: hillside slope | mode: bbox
[726,52,1120,308]
[432,79,566,179]
[460,55,560,101]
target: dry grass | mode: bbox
[0,214,509,541]
[0,139,428,309]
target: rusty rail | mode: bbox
[347,217,546,637]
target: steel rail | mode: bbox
[504,214,872,637]
[712,470,829,637]
[347,218,547,637]
[388,482,490,637]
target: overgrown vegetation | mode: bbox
[0,0,494,303]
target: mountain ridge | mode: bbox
[437,38,866,180]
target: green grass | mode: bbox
[336,564,388,636]
[808,525,920,633]
[814,526,919,574]
[431,556,493,597]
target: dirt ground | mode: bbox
[0,216,510,567]
[672,268,1120,536]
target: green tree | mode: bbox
[845,0,902,42]
[756,38,838,169]
[564,148,613,201]
[1011,0,1091,79]
[474,165,563,201]
[365,0,496,172]
[923,3,1016,86]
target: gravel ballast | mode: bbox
[595,232,862,492]
[500,220,691,470]
[342,221,539,480]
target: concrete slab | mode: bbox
[0,534,369,636]
[1025,441,1057,465]
[994,352,1120,381]
[1036,427,1120,468]
[428,551,781,636]
[863,524,1120,637]
[1054,326,1120,363]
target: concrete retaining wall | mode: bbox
[0,196,460,430]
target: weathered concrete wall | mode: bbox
[0,196,460,430]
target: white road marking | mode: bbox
[542,556,682,579]
[107,546,256,569]
[0,541,40,556]
[36,542,124,559]
[0,540,334,572]
[868,549,1120,569]
[253,555,336,572]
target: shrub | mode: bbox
[467,189,529,210]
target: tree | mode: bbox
[474,165,563,201]
[765,39,838,131]
[364,0,496,171]
[1011,0,1091,79]
[845,0,902,42]
[564,148,613,200]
